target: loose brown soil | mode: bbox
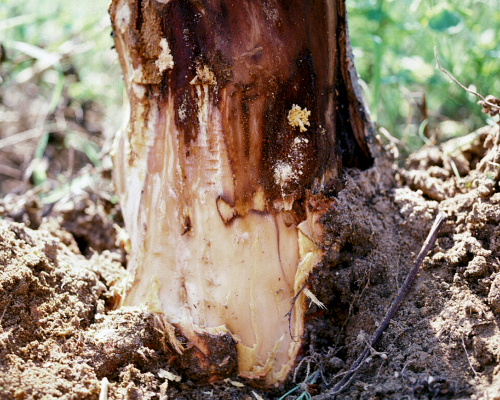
[0,124,500,399]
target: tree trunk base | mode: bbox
[110,0,373,385]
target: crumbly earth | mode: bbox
[0,125,499,399]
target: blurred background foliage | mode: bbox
[0,0,499,195]
[0,0,122,113]
[348,0,500,153]
[0,0,123,197]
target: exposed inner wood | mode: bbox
[110,0,372,384]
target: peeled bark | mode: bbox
[110,0,373,385]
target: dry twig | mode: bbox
[99,377,109,400]
[311,212,446,399]
[0,124,59,150]
[434,47,500,118]
[461,336,478,379]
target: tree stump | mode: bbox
[110,0,373,385]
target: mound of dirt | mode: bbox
[301,124,500,399]
[0,125,499,399]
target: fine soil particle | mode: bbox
[0,125,500,399]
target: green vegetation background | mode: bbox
[0,0,122,125]
[1,0,500,156]
[349,0,500,151]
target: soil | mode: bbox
[1,99,500,397]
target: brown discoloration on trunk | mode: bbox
[110,0,372,211]
[110,0,372,385]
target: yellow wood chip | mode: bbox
[223,378,245,388]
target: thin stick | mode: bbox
[0,123,59,150]
[461,335,478,378]
[434,47,500,112]
[285,274,314,342]
[99,377,109,400]
[311,212,446,399]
